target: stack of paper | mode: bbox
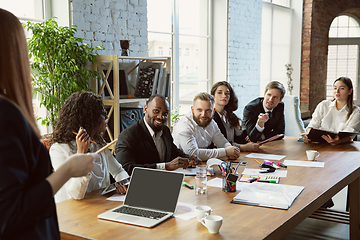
[232,182,304,209]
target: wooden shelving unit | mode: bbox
[92,55,171,143]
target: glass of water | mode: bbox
[195,165,207,194]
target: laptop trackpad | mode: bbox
[116,214,141,223]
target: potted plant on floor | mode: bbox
[24,18,103,128]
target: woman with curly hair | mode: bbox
[210,81,259,152]
[49,92,129,202]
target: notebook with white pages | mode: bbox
[231,182,304,210]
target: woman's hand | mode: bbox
[321,134,340,144]
[116,184,128,194]
[303,135,311,144]
[47,153,98,195]
[66,153,97,177]
[76,127,90,153]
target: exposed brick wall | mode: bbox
[228,0,262,117]
[301,0,360,113]
[72,0,148,56]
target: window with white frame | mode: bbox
[262,0,290,7]
[147,0,211,115]
[0,0,46,21]
[185,48,190,57]
[327,15,360,102]
[1,0,51,135]
[260,0,292,93]
[158,46,163,56]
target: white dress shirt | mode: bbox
[143,117,166,170]
[172,111,232,161]
[50,141,129,203]
[307,100,360,133]
[216,110,243,146]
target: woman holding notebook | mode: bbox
[49,92,129,202]
[0,9,96,239]
[305,77,360,144]
[210,81,259,152]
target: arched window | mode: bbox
[327,15,360,102]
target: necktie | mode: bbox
[266,111,272,119]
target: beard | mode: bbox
[193,113,212,128]
[146,113,165,132]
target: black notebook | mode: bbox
[308,128,360,143]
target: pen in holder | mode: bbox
[222,172,237,192]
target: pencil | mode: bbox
[254,159,261,165]
[72,132,97,144]
[96,139,118,154]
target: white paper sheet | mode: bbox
[106,193,126,201]
[173,168,211,176]
[173,168,197,176]
[174,202,196,220]
[206,177,248,191]
[283,160,325,168]
[242,168,288,177]
[245,153,286,160]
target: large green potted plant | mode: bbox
[24,18,103,128]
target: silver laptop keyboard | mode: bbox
[114,206,167,220]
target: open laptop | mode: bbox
[98,167,184,228]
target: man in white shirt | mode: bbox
[172,92,240,161]
[115,94,201,175]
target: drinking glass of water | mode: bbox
[195,165,207,194]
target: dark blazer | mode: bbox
[243,97,285,142]
[115,118,189,175]
[212,111,248,144]
[0,98,59,240]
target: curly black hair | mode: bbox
[49,92,107,147]
[210,81,240,129]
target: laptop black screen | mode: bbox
[124,168,184,213]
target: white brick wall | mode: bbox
[72,0,148,56]
[228,0,262,117]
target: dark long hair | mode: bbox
[50,92,107,147]
[210,81,240,129]
[334,77,354,122]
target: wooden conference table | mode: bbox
[56,137,360,240]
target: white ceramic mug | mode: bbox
[306,150,320,161]
[195,205,212,222]
[200,215,223,234]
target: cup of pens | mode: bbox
[221,162,237,192]
[222,175,237,192]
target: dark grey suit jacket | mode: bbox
[243,97,285,142]
[115,118,188,175]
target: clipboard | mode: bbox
[258,134,284,145]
